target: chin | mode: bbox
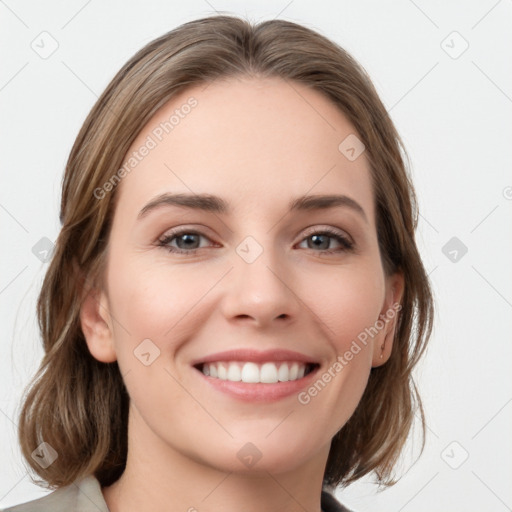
[205,437,322,475]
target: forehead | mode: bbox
[113,76,375,223]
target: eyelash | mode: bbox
[156,227,355,256]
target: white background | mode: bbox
[1,1,511,510]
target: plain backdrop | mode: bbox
[1,1,511,510]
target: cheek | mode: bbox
[105,262,206,417]
[109,259,203,330]
[105,259,210,373]
[297,265,383,421]
[307,263,385,351]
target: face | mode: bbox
[81,76,403,476]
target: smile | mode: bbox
[190,348,321,401]
[197,361,318,383]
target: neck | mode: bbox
[102,405,329,512]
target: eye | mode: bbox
[157,226,355,255]
[297,227,354,254]
[157,229,214,255]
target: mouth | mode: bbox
[190,348,322,401]
[193,361,320,384]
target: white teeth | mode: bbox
[201,361,311,383]
[289,362,298,380]
[217,363,227,380]
[260,362,278,383]
[227,362,241,381]
[277,363,289,382]
[241,362,260,383]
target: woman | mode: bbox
[3,14,434,512]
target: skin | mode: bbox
[80,75,404,512]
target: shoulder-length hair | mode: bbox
[17,14,434,491]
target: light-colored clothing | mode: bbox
[1,476,109,512]
[1,475,352,512]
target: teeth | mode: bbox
[241,362,259,383]
[289,362,299,380]
[227,363,241,382]
[217,363,227,380]
[260,362,278,383]
[201,361,311,383]
[277,362,289,382]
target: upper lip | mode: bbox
[191,349,320,366]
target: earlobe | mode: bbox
[372,323,396,367]
[372,271,405,367]
[79,286,117,363]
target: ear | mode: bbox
[371,271,405,367]
[79,285,117,363]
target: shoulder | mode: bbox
[1,475,109,512]
[321,489,355,512]
[3,478,348,512]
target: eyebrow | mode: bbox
[137,192,368,223]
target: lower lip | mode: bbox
[194,365,320,402]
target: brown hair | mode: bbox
[16,14,434,491]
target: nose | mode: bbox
[220,242,301,329]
